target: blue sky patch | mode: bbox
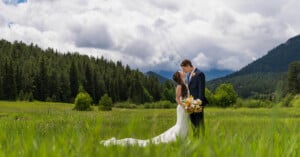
[3,0,27,5]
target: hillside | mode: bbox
[155,69,233,81]
[208,34,300,98]
[145,71,169,83]
[204,69,234,80]
[0,40,168,103]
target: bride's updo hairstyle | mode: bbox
[173,71,188,98]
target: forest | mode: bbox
[0,40,175,104]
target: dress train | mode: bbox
[100,105,189,147]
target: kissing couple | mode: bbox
[101,59,208,146]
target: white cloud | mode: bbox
[217,56,243,70]
[0,0,299,72]
[192,53,212,70]
[73,23,114,49]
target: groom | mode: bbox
[181,59,208,137]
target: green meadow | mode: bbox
[0,101,300,157]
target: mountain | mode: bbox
[146,71,169,83]
[204,69,234,80]
[232,35,300,75]
[155,70,174,80]
[155,69,233,81]
[208,34,300,98]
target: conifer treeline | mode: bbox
[288,61,300,94]
[0,40,174,104]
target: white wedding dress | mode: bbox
[100,104,189,147]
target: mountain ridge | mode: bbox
[208,34,300,98]
[154,69,234,81]
[145,71,169,83]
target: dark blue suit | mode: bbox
[187,68,208,137]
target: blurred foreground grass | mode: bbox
[0,101,300,157]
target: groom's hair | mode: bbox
[180,59,193,67]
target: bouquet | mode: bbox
[181,95,203,113]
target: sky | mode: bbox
[0,0,299,72]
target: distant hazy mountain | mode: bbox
[145,71,169,83]
[155,69,233,81]
[208,34,300,98]
[204,69,234,80]
[155,70,174,80]
[231,35,300,76]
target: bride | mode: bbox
[100,71,189,147]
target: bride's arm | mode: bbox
[175,85,183,106]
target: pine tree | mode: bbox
[128,73,145,104]
[15,65,23,96]
[2,59,17,100]
[34,57,48,101]
[145,76,161,101]
[84,64,95,102]
[0,63,3,99]
[48,71,59,101]
[69,61,79,99]
[288,61,300,94]
[59,73,71,102]
[161,80,175,103]
[97,75,106,102]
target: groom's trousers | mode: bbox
[189,108,205,137]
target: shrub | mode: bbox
[280,94,294,107]
[290,94,300,107]
[232,98,243,108]
[143,88,153,102]
[114,102,138,109]
[99,94,113,111]
[26,92,34,102]
[17,90,25,101]
[242,99,260,108]
[242,99,272,108]
[74,92,92,111]
[214,83,238,107]
[205,88,215,106]
[143,100,175,109]
[17,91,34,102]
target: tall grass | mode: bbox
[0,101,299,156]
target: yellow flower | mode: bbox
[182,95,203,113]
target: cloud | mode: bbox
[73,23,114,49]
[224,0,286,16]
[217,56,243,70]
[192,53,212,70]
[149,0,180,11]
[0,0,299,72]
[0,15,5,26]
[123,39,155,58]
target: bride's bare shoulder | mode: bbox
[176,85,182,91]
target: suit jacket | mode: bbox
[188,68,208,106]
